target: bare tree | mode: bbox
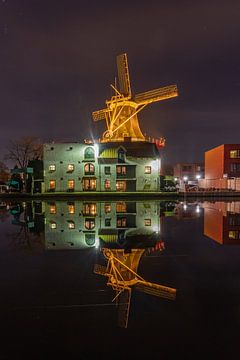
[4,137,43,168]
[0,161,9,182]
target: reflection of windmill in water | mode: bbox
[94,248,176,328]
[92,53,178,143]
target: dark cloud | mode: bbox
[1,0,240,165]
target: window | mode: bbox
[49,203,56,214]
[229,231,240,239]
[68,180,75,190]
[144,166,151,174]
[117,217,127,228]
[182,165,192,171]
[85,218,95,230]
[83,203,97,216]
[230,163,240,172]
[104,203,111,213]
[105,179,111,190]
[67,164,74,172]
[84,147,95,160]
[49,164,56,171]
[116,180,126,191]
[50,221,57,229]
[49,180,56,190]
[84,163,95,175]
[118,148,125,163]
[105,218,111,227]
[117,166,126,175]
[68,202,75,214]
[82,178,96,191]
[85,233,95,246]
[68,220,75,229]
[144,219,151,226]
[230,150,240,158]
[228,214,240,226]
[105,166,111,175]
[116,202,127,213]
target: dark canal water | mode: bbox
[0,198,240,359]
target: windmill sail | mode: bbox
[135,281,176,300]
[117,289,132,328]
[134,85,178,105]
[117,53,132,97]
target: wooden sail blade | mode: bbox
[117,53,132,97]
[92,109,108,121]
[93,263,108,276]
[134,85,178,105]
[117,289,132,328]
[135,281,176,300]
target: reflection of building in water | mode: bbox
[94,248,176,328]
[202,201,240,245]
[174,202,202,220]
[44,201,163,251]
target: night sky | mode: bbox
[1,0,240,165]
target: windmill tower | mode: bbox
[92,53,178,143]
[94,248,176,328]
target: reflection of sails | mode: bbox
[94,249,176,328]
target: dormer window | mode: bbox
[118,148,125,163]
[84,147,95,160]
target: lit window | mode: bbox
[68,202,75,214]
[85,218,95,230]
[49,203,56,214]
[230,150,240,158]
[68,180,75,190]
[145,166,151,174]
[117,166,126,175]
[105,218,111,227]
[117,217,127,227]
[144,219,151,226]
[83,203,96,216]
[116,180,126,191]
[105,166,111,175]
[105,179,111,190]
[116,202,126,213]
[229,231,240,239]
[68,220,75,229]
[84,163,95,175]
[84,147,95,160]
[82,178,96,191]
[49,180,56,190]
[67,164,74,172]
[104,203,111,213]
[50,221,57,229]
[49,164,56,171]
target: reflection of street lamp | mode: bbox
[183,176,188,182]
[196,174,201,180]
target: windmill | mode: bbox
[94,248,176,328]
[92,53,178,143]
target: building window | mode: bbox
[230,150,240,159]
[118,148,125,163]
[104,203,111,213]
[182,165,192,171]
[68,220,75,229]
[117,217,127,228]
[49,203,56,214]
[50,221,57,229]
[105,218,111,227]
[230,163,240,172]
[229,230,240,239]
[228,214,240,226]
[68,202,75,214]
[67,164,74,172]
[144,166,151,174]
[84,147,95,160]
[82,178,96,191]
[49,164,56,171]
[85,218,95,230]
[49,180,56,191]
[83,203,96,216]
[116,180,126,191]
[85,233,95,246]
[116,202,127,213]
[105,166,111,175]
[68,180,75,190]
[117,166,126,175]
[105,179,111,190]
[84,163,95,175]
[144,219,151,226]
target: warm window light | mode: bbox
[67,164,74,172]
[50,221,57,229]
[49,164,56,171]
[68,221,75,229]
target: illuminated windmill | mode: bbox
[94,248,176,328]
[92,53,178,142]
